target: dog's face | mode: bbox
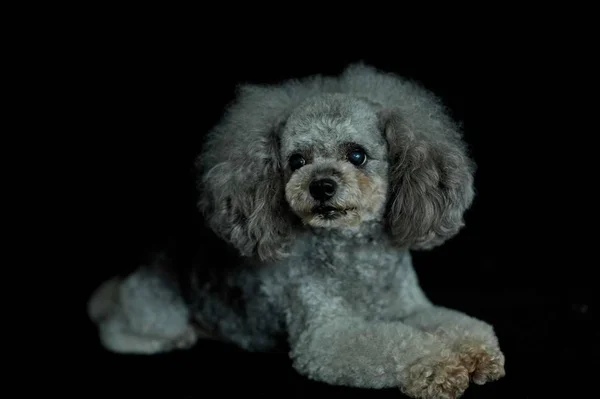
[199,65,474,261]
[281,95,389,229]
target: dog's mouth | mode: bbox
[312,205,352,219]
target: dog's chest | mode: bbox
[300,233,412,317]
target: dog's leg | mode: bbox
[97,313,201,354]
[287,284,471,399]
[401,305,505,385]
[87,264,203,355]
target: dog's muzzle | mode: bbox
[309,178,337,202]
[309,178,347,219]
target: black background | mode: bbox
[73,29,595,398]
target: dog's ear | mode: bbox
[378,105,475,250]
[196,85,294,262]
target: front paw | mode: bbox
[454,340,505,385]
[400,350,470,399]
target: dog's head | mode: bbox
[197,65,474,262]
[281,94,389,229]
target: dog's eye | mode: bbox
[347,148,367,166]
[289,154,306,171]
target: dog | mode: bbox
[88,63,505,398]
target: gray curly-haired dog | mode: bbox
[88,63,505,398]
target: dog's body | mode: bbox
[88,63,505,398]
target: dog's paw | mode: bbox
[454,340,505,385]
[400,350,470,399]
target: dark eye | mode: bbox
[347,148,367,166]
[289,153,306,171]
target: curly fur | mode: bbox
[87,63,504,398]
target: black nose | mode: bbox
[309,178,337,201]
